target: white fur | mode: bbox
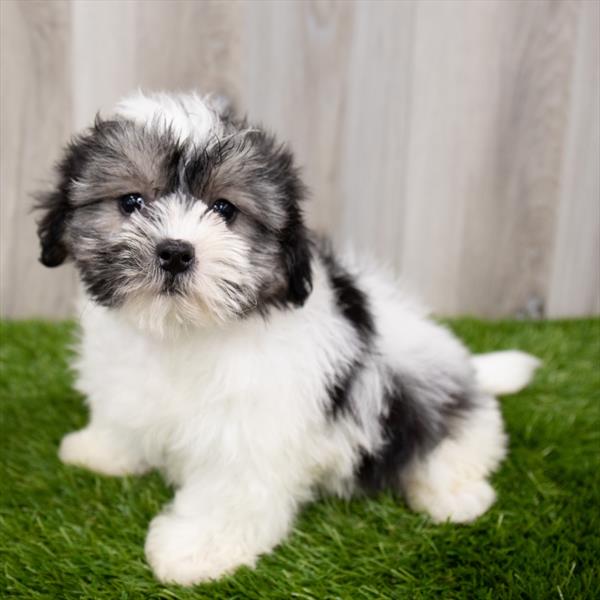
[401,399,506,523]
[69,259,377,582]
[114,90,222,145]
[472,351,542,396]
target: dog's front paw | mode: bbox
[145,513,258,585]
[59,428,148,476]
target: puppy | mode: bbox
[36,91,540,585]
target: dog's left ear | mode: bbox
[276,149,313,306]
[251,130,313,306]
[282,219,313,306]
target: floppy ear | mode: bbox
[246,129,313,305]
[36,132,92,267]
[283,220,313,306]
[37,189,71,267]
[268,143,313,306]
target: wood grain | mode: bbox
[547,0,600,317]
[0,0,597,318]
[239,0,358,234]
[134,0,241,99]
[0,0,77,318]
[401,0,580,316]
[71,0,136,128]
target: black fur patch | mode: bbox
[36,118,184,269]
[37,191,71,267]
[326,359,362,418]
[320,245,375,417]
[320,245,375,343]
[279,211,313,307]
[76,241,133,307]
[237,130,313,307]
[36,130,97,266]
[355,372,473,494]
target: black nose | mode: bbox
[156,239,195,275]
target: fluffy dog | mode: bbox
[36,91,539,585]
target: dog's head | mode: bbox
[37,92,312,333]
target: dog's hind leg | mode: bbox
[400,396,507,523]
[400,349,539,523]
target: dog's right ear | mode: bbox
[36,133,92,267]
[37,188,71,268]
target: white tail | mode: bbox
[471,350,541,396]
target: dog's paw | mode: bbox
[59,428,148,476]
[145,513,257,585]
[406,478,496,524]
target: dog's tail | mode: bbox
[471,351,541,396]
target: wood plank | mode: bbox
[240,0,415,269]
[547,0,600,317]
[240,0,356,234]
[71,0,136,128]
[402,0,580,316]
[134,0,241,100]
[0,0,76,318]
[334,0,415,266]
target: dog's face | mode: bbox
[37,93,312,333]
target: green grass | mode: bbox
[1,319,599,599]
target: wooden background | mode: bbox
[1,0,598,319]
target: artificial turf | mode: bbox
[1,319,599,599]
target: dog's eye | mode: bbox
[119,193,145,215]
[212,199,237,223]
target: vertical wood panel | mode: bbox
[134,0,241,98]
[335,0,415,265]
[547,0,600,317]
[72,0,136,129]
[72,0,241,125]
[0,0,76,318]
[241,0,416,265]
[401,0,579,316]
[240,0,356,232]
[457,0,580,317]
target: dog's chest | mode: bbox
[78,307,336,479]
